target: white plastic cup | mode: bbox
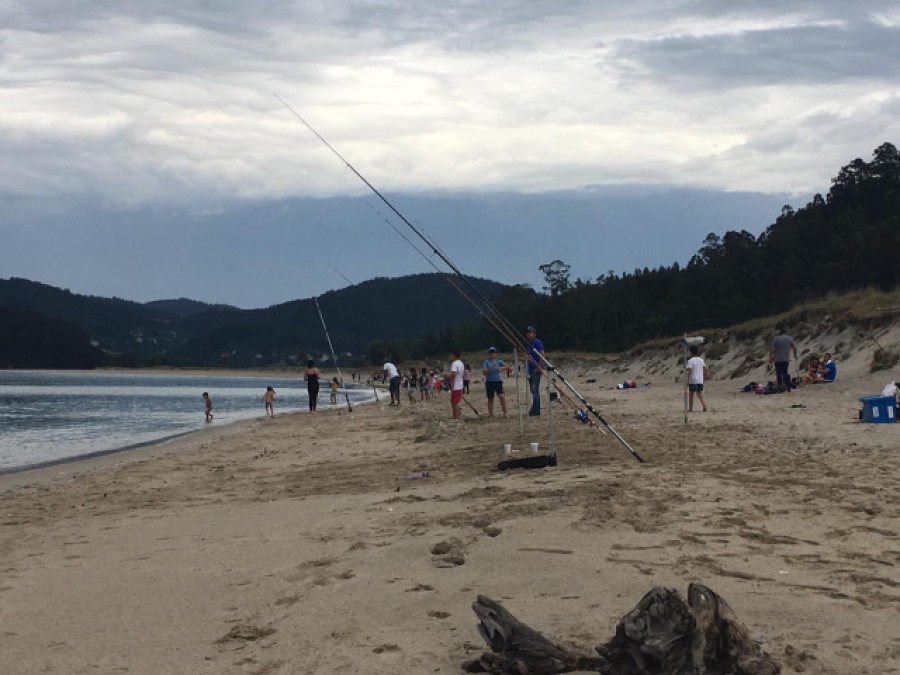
[503,443,512,454]
[530,442,539,453]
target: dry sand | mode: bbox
[2,337,899,674]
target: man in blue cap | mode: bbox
[524,326,545,416]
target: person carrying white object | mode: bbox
[685,344,708,413]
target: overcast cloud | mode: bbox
[1,2,899,307]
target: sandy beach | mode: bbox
[2,339,900,674]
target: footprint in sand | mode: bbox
[431,537,466,567]
[405,583,434,592]
[373,643,401,654]
[215,624,276,645]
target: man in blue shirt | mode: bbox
[482,347,512,418]
[524,326,545,416]
[821,353,837,382]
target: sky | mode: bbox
[2,1,900,308]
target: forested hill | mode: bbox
[0,274,504,368]
[491,142,900,353]
[4,142,900,369]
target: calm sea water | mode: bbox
[0,371,374,473]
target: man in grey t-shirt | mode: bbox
[769,326,798,393]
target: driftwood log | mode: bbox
[462,583,780,675]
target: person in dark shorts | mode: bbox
[684,344,708,412]
[482,347,511,418]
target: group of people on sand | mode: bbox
[769,325,837,390]
[686,325,840,410]
[801,353,837,385]
[201,323,841,424]
[381,325,546,420]
[382,361,444,407]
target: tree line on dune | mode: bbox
[480,141,900,354]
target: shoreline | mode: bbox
[0,427,202,478]
[0,412,267,492]
[0,370,378,479]
[0,397,375,490]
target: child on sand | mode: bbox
[202,392,213,422]
[407,367,418,403]
[263,386,275,417]
[419,367,430,401]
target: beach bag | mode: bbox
[881,381,897,398]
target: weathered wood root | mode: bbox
[462,583,781,675]
[461,595,604,674]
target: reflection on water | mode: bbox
[0,371,373,472]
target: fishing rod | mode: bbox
[313,296,353,413]
[277,97,642,462]
[423,358,481,417]
[329,264,355,287]
[462,395,481,416]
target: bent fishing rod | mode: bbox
[313,296,353,413]
[277,97,642,462]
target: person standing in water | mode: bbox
[263,386,275,417]
[202,392,213,423]
[305,360,320,412]
[330,377,339,404]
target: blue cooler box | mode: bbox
[859,395,897,423]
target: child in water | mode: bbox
[202,392,213,422]
[263,386,275,417]
[330,378,338,404]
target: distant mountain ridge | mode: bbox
[144,298,239,318]
[0,274,505,368]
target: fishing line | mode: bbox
[277,96,642,463]
[364,202,503,331]
[314,296,353,413]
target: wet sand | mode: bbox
[2,350,899,674]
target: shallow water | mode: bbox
[0,371,373,472]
